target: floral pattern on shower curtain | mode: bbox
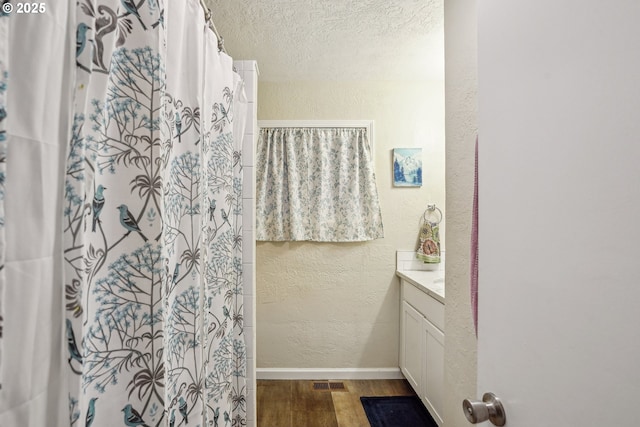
[63,1,246,426]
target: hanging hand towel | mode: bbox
[416,219,441,263]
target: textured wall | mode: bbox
[256,80,445,369]
[211,0,444,82]
[443,0,479,426]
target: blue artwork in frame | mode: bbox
[393,148,422,187]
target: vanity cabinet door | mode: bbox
[400,301,423,394]
[422,317,444,426]
[399,278,445,426]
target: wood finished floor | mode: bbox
[257,379,417,427]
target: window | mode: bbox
[256,121,384,242]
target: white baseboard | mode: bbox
[256,367,404,380]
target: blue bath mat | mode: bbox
[360,396,438,427]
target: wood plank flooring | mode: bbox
[257,379,417,427]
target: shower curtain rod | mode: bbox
[198,0,227,54]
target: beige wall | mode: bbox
[256,80,445,368]
[443,0,478,426]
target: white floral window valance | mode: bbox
[256,122,384,242]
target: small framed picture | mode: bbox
[393,148,422,187]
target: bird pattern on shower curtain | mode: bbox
[63,1,247,426]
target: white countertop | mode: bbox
[396,269,445,304]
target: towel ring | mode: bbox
[423,204,443,225]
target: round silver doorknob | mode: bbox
[462,392,506,426]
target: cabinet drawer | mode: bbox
[402,280,444,332]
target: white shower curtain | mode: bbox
[0,1,247,426]
[0,2,72,425]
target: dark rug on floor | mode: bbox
[361,396,438,427]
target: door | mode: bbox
[401,300,423,393]
[423,317,444,426]
[476,1,640,426]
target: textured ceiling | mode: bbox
[205,0,444,82]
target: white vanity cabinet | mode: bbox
[400,278,445,426]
